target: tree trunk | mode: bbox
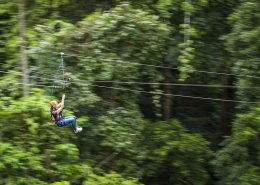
[19,0,29,96]
[220,50,236,136]
[221,75,235,136]
[162,68,173,120]
[184,0,191,44]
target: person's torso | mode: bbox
[50,107,64,123]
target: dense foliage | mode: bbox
[0,0,259,184]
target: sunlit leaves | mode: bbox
[84,172,143,185]
[0,90,85,183]
[74,3,170,82]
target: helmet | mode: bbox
[50,100,58,107]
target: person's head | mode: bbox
[50,100,58,108]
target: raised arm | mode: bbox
[57,102,62,108]
[56,94,65,114]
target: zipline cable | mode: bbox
[26,70,254,89]
[0,81,62,88]
[93,80,260,89]
[1,43,260,79]
[85,84,259,104]
[2,52,260,80]
[50,52,260,79]
[0,70,259,104]
[2,70,260,89]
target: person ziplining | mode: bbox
[49,52,82,133]
[50,94,83,133]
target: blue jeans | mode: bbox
[57,116,77,132]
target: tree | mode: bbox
[111,119,213,185]
[212,106,260,184]
[19,0,29,96]
[225,0,260,107]
[0,1,19,71]
[0,89,88,184]
[84,172,143,185]
[28,3,171,167]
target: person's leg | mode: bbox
[59,116,77,132]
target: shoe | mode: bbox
[74,127,83,133]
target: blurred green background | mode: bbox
[0,0,259,184]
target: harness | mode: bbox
[50,107,64,124]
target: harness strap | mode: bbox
[50,107,64,124]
